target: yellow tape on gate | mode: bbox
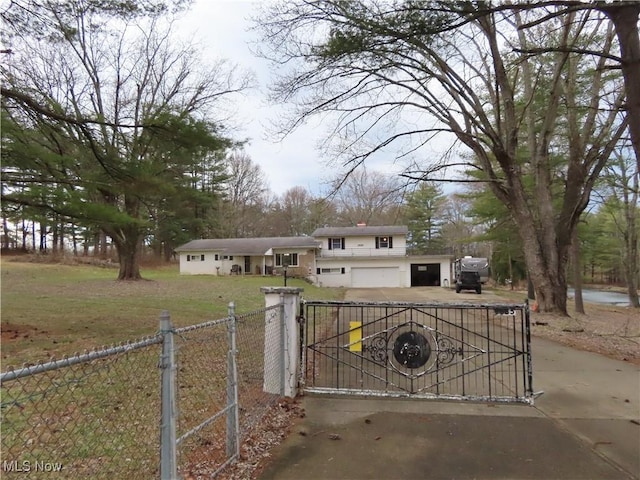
[349,321,362,352]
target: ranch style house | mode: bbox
[174,225,453,289]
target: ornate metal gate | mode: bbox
[301,301,535,404]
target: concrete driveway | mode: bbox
[259,288,640,480]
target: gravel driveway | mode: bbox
[344,286,506,303]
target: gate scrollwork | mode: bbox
[364,335,388,363]
[436,337,464,366]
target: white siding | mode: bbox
[351,267,401,288]
[179,252,219,275]
[317,234,407,257]
[315,258,409,288]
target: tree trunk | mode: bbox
[114,235,142,280]
[623,165,640,308]
[163,242,173,262]
[99,231,108,258]
[513,204,569,315]
[600,4,640,173]
[21,219,27,250]
[52,220,59,254]
[571,226,585,314]
[2,217,9,249]
[527,276,535,301]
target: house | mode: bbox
[175,225,453,288]
[311,225,451,288]
[174,237,319,277]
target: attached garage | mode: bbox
[411,263,441,286]
[351,267,400,288]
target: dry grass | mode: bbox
[1,256,344,366]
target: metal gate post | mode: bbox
[524,300,534,398]
[159,310,178,480]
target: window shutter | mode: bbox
[341,237,345,249]
[341,267,345,274]
[328,239,332,250]
[375,237,379,249]
[187,255,191,261]
[389,237,393,248]
[201,254,205,261]
[316,268,321,275]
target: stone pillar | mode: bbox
[261,287,303,398]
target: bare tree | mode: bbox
[256,1,627,314]
[219,150,271,237]
[280,186,315,235]
[330,168,405,226]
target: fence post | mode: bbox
[226,302,240,459]
[159,310,178,480]
[260,287,304,397]
[279,292,286,396]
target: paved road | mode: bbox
[259,287,640,480]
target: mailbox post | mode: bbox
[282,253,290,286]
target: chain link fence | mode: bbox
[1,337,163,478]
[1,300,288,479]
[173,304,283,479]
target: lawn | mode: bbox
[1,256,345,367]
[0,256,346,478]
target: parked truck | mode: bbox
[453,256,489,294]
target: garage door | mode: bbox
[411,263,441,286]
[351,267,400,288]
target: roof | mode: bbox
[175,236,320,255]
[311,225,408,237]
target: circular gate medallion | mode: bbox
[393,331,431,368]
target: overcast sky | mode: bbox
[177,0,466,199]
[176,1,331,196]
[177,0,426,197]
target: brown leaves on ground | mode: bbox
[531,303,640,365]
[214,398,305,480]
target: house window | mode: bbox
[187,254,205,261]
[275,253,298,267]
[317,267,344,274]
[328,237,345,250]
[375,236,393,249]
[223,255,233,260]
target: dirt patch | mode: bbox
[0,323,43,342]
